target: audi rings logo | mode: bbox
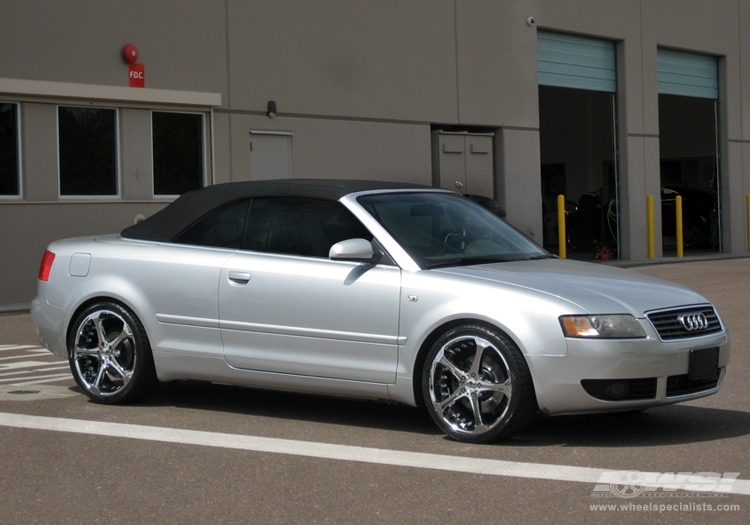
[679,312,709,331]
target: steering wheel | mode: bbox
[441,232,467,254]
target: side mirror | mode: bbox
[329,238,382,264]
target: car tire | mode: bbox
[68,302,158,404]
[681,221,703,249]
[422,324,536,443]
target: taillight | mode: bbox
[38,250,55,281]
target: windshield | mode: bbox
[357,192,548,269]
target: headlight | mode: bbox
[559,315,646,339]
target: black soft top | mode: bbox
[121,179,429,242]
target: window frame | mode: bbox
[57,104,120,199]
[151,109,207,198]
[0,100,22,200]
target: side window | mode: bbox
[0,102,20,196]
[58,106,118,196]
[173,199,249,249]
[152,111,204,196]
[243,197,371,257]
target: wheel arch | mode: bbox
[65,296,144,350]
[410,317,535,408]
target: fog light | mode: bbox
[604,381,629,399]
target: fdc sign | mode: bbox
[129,64,145,88]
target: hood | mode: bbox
[436,259,709,317]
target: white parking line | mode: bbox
[0,350,53,361]
[0,361,68,371]
[0,347,70,385]
[0,367,70,381]
[0,367,72,384]
[0,411,748,495]
[4,374,72,385]
[0,345,42,352]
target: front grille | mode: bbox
[581,378,658,401]
[646,306,722,341]
[666,368,723,397]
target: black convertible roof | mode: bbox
[121,179,430,242]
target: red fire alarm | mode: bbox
[123,44,139,64]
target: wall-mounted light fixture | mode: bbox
[267,100,277,118]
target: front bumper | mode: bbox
[526,331,729,415]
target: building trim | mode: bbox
[0,77,221,108]
[0,199,176,206]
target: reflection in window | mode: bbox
[0,103,19,196]
[173,199,249,248]
[244,197,371,257]
[59,106,117,196]
[358,192,544,268]
[173,196,372,257]
[153,111,204,195]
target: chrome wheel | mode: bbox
[682,222,703,249]
[423,325,536,443]
[68,302,157,403]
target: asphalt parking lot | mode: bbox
[1,257,749,524]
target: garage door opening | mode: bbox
[658,49,720,254]
[538,32,619,260]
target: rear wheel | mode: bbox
[682,221,703,249]
[68,302,158,404]
[422,325,536,443]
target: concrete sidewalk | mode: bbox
[628,256,750,299]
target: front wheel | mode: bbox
[68,302,158,404]
[681,221,703,249]
[422,325,536,443]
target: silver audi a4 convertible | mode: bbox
[31,180,729,443]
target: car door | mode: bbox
[218,197,402,383]
[140,199,251,357]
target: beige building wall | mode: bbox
[1,0,750,307]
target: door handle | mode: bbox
[227,271,251,285]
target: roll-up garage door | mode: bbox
[657,48,718,99]
[538,31,616,93]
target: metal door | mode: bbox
[435,132,494,197]
[248,131,292,180]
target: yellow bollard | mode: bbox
[647,195,655,259]
[557,194,566,259]
[676,195,683,258]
